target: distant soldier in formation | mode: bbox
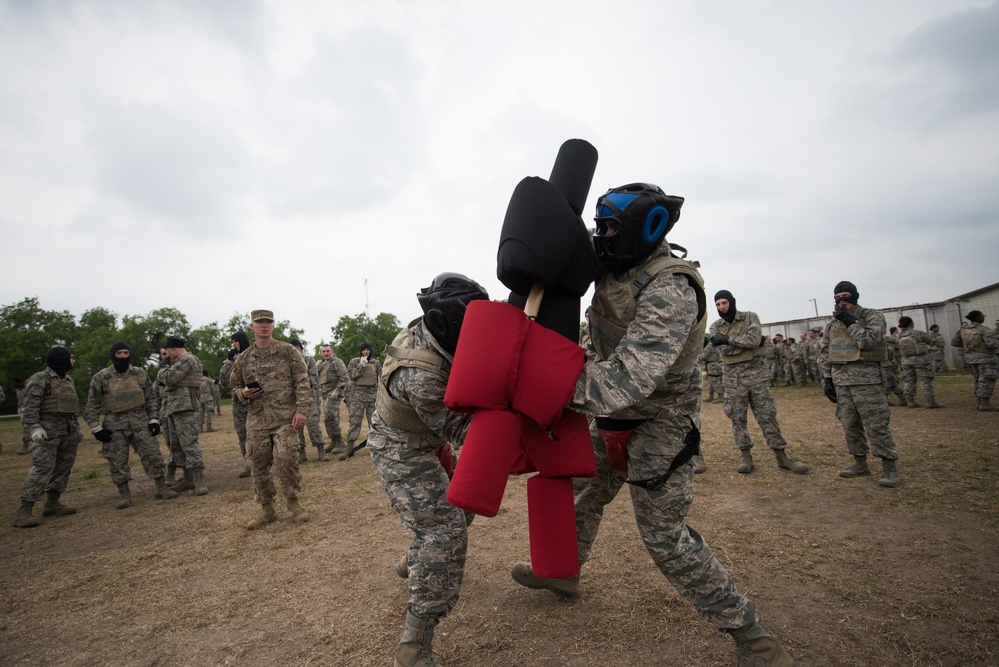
[763,336,777,387]
[896,317,940,409]
[153,349,175,481]
[219,331,252,478]
[806,328,823,382]
[928,324,946,374]
[791,337,808,386]
[199,370,215,432]
[84,342,177,509]
[696,338,724,404]
[11,347,83,528]
[13,378,32,455]
[951,310,998,411]
[772,334,786,386]
[212,377,222,416]
[158,336,209,496]
[290,338,327,462]
[880,331,906,406]
[318,344,348,456]
[343,341,381,459]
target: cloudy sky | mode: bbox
[1,0,997,347]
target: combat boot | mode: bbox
[115,483,132,510]
[396,553,410,578]
[169,469,194,493]
[774,449,808,474]
[11,500,40,528]
[978,398,996,412]
[510,562,579,598]
[193,470,209,496]
[238,463,252,478]
[708,390,715,402]
[154,477,178,500]
[736,450,754,474]
[17,441,31,455]
[165,462,177,485]
[878,459,902,488]
[728,621,796,667]
[692,455,707,474]
[906,396,920,408]
[394,610,438,667]
[288,496,309,523]
[298,444,307,463]
[339,441,355,461]
[246,502,277,530]
[925,397,942,409]
[839,455,870,478]
[42,491,76,517]
[317,445,328,462]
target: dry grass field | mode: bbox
[1,374,997,666]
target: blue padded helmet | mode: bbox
[593,183,684,270]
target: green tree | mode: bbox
[188,321,229,379]
[120,308,192,368]
[329,312,402,363]
[0,298,78,413]
[73,307,122,388]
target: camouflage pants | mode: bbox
[574,415,756,630]
[233,402,249,456]
[346,395,375,444]
[323,394,343,446]
[901,362,935,402]
[793,359,808,385]
[200,403,214,431]
[833,383,899,461]
[969,362,998,399]
[100,411,166,486]
[929,350,945,374]
[721,381,788,451]
[706,374,724,400]
[369,431,467,620]
[248,423,303,504]
[881,363,904,399]
[166,410,204,471]
[298,392,325,448]
[783,359,796,385]
[19,415,82,503]
[807,359,821,382]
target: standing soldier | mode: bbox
[697,338,725,404]
[199,370,216,432]
[709,290,808,475]
[928,324,946,374]
[806,328,823,382]
[772,334,786,386]
[764,337,777,387]
[290,339,327,462]
[950,310,998,411]
[84,342,177,508]
[343,341,381,459]
[13,378,33,455]
[158,336,208,496]
[318,344,348,456]
[230,310,313,529]
[212,377,222,416]
[219,331,252,478]
[819,280,902,487]
[11,347,83,528]
[897,317,940,408]
[796,333,812,385]
[152,349,175,481]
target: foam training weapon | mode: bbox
[445,139,599,579]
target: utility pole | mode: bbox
[809,298,818,317]
[364,278,370,318]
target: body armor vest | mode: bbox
[961,325,990,355]
[827,309,887,363]
[716,316,765,364]
[103,368,147,412]
[354,359,378,386]
[897,330,927,357]
[318,361,330,385]
[375,321,448,437]
[40,376,79,415]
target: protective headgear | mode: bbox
[593,183,684,270]
[714,290,737,323]
[417,272,490,355]
[110,341,131,373]
[46,346,74,378]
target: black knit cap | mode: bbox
[360,341,372,353]
[164,336,186,349]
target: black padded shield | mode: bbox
[507,288,581,342]
[549,139,598,216]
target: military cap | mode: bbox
[251,309,275,322]
[164,336,186,349]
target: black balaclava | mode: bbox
[289,338,303,350]
[231,331,250,353]
[46,346,73,378]
[834,281,859,305]
[110,341,131,373]
[714,290,737,323]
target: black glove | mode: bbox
[227,348,238,361]
[709,333,729,347]
[148,421,161,436]
[94,428,114,443]
[833,306,857,327]
[822,378,838,404]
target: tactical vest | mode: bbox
[104,369,147,412]
[961,325,990,355]
[827,310,887,363]
[716,316,765,364]
[897,330,927,357]
[318,361,331,385]
[375,321,448,440]
[167,361,204,390]
[354,359,378,386]
[39,375,79,415]
[587,254,707,386]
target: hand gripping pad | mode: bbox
[527,475,581,579]
[446,409,523,517]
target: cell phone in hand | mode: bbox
[246,381,262,390]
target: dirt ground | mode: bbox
[1,374,997,667]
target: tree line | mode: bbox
[0,297,402,414]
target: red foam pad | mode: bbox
[511,320,585,428]
[520,410,596,478]
[445,301,528,412]
[527,476,580,579]
[447,409,523,517]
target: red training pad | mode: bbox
[527,475,580,579]
[511,320,585,428]
[519,410,596,478]
[447,409,523,517]
[445,300,528,412]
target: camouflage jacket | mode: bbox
[84,365,158,428]
[157,353,204,416]
[819,306,886,386]
[230,340,312,431]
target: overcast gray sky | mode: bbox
[2,0,997,348]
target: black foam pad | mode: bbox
[549,139,598,216]
[508,287,581,342]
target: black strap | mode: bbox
[626,415,700,491]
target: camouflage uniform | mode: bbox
[928,331,946,374]
[819,307,900,462]
[764,342,777,386]
[368,320,471,621]
[346,354,381,447]
[230,340,312,506]
[15,384,33,454]
[897,327,937,405]
[772,340,787,385]
[806,333,822,382]
[951,323,999,402]
[199,374,215,432]
[317,354,348,450]
[84,365,167,487]
[18,368,83,503]
[790,340,808,386]
[296,352,326,454]
[709,311,791,453]
[570,245,757,630]
[220,357,249,460]
[152,364,173,471]
[212,379,221,415]
[696,344,724,402]
[157,352,205,473]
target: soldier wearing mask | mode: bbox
[950,310,998,411]
[84,342,177,508]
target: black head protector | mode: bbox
[593,183,684,270]
[417,272,489,355]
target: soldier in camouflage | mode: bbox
[219,331,252,478]
[84,342,177,509]
[927,324,946,375]
[152,349,176,481]
[369,273,486,667]
[343,341,381,459]
[696,338,725,404]
[783,339,798,386]
[158,336,209,496]
[950,310,999,411]
[897,317,940,409]
[13,378,33,455]
[290,339,327,462]
[318,344,348,455]
[510,184,796,666]
[199,370,215,432]
[709,290,809,475]
[771,334,786,386]
[819,281,902,487]
[230,310,313,529]
[806,328,823,382]
[11,347,83,528]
